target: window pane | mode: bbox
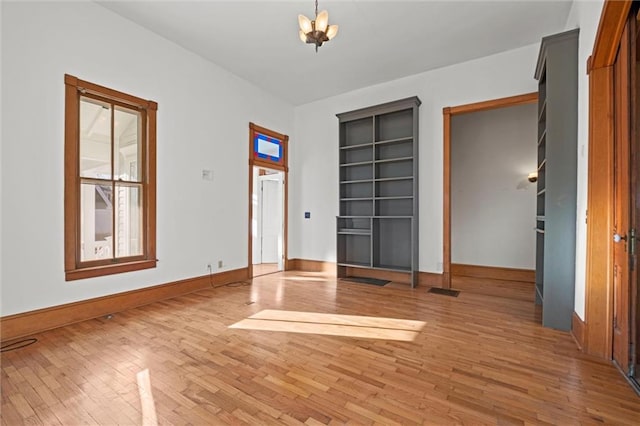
[114,106,141,182]
[254,134,282,161]
[80,183,113,261]
[115,184,143,258]
[80,97,112,179]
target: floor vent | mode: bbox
[428,287,460,297]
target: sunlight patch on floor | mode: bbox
[283,276,329,282]
[229,309,425,341]
[136,369,158,426]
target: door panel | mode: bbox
[632,10,640,379]
[613,17,632,375]
[260,179,282,265]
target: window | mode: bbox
[64,75,157,280]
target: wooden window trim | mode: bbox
[249,122,289,172]
[64,74,157,281]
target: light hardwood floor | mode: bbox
[2,271,639,425]
[451,275,535,302]
[253,263,280,277]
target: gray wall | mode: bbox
[451,103,537,269]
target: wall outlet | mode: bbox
[218,260,223,268]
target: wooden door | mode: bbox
[613,16,633,375]
[631,9,640,380]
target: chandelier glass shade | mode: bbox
[298,1,338,51]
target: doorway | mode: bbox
[252,167,284,277]
[442,93,538,289]
[447,100,538,300]
[247,122,289,278]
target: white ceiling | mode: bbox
[97,1,574,106]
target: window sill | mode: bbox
[65,259,157,281]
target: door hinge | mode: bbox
[613,314,618,329]
[630,228,636,256]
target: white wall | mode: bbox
[291,44,540,272]
[451,104,537,269]
[0,1,293,316]
[564,0,605,320]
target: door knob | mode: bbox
[613,233,627,243]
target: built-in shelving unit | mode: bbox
[336,97,420,287]
[534,28,578,331]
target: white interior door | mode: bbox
[260,178,281,265]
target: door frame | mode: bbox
[256,171,284,268]
[248,122,289,278]
[611,12,633,376]
[583,0,632,360]
[442,92,538,288]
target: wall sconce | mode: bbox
[528,172,538,183]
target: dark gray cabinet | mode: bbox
[336,97,420,287]
[534,29,579,331]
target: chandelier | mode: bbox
[298,0,338,52]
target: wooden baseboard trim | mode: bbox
[419,272,444,288]
[0,267,249,342]
[289,258,336,273]
[451,263,535,283]
[571,311,586,351]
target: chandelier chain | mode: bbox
[315,0,318,17]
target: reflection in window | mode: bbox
[78,96,144,262]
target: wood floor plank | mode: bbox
[2,271,639,425]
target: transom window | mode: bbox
[64,75,157,280]
[253,131,284,165]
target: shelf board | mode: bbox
[537,188,546,196]
[338,229,371,235]
[535,285,544,303]
[375,196,413,200]
[374,156,413,164]
[372,265,412,272]
[374,136,413,146]
[536,228,545,234]
[340,197,373,202]
[337,215,372,219]
[538,99,547,122]
[337,262,371,269]
[538,129,547,146]
[536,215,546,221]
[373,216,413,219]
[338,263,413,273]
[340,142,373,150]
[340,160,373,167]
[538,159,547,171]
[340,179,372,184]
[374,176,413,182]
